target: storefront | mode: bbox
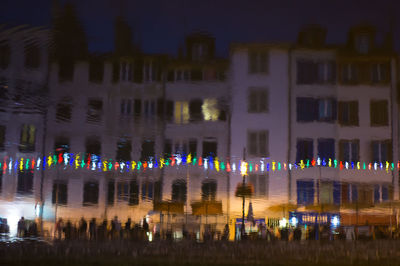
[289,212,340,240]
[230,218,265,241]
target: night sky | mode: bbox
[1,0,399,56]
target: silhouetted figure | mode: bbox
[142,217,149,232]
[222,224,229,240]
[89,218,97,240]
[55,218,64,239]
[79,217,87,239]
[125,218,131,239]
[17,217,26,237]
[28,221,38,237]
[280,228,289,241]
[63,220,73,240]
[98,219,107,240]
[293,227,302,241]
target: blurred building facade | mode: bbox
[0,21,399,238]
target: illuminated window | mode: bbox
[174,101,189,124]
[202,98,219,121]
[19,124,36,152]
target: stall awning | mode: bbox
[191,201,223,216]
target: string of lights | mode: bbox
[2,152,397,174]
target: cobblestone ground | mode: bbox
[1,239,400,265]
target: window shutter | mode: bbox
[339,140,345,162]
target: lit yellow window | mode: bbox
[174,101,189,124]
[202,98,219,121]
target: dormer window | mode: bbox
[355,34,369,54]
[192,43,208,61]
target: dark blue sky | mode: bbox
[1,0,398,56]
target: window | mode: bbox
[248,174,268,197]
[172,179,187,202]
[58,60,74,81]
[247,131,268,157]
[297,60,336,85]
[174,101,189,124]
[248,50,268,74]
[191,69,203,81]
[54,136,70,155]
[192,43,208,61]
[116,138,131,161]
[202,98,219,121]
[371,140,392,163]
[165,100,174,122]
[0,42,10,69]
[174,140,187,155]
[189,139,197,156]
[140,140,154,161]
[296,97,317,122]
[24,43,40,69]
[201,179,217,201]
[17,171,34,195]
[89,58,104,83]
[339,140,359,162]
[56,101,72,122]
[141,181,153,200]
[319,181,341,205]
[120,61,134,81]
[85,136,101,157]
[317,61,336,83]
[341,63,357,83]
[107,180,115,205]
[175,69,190,82]
[120,99,132,115]
[83,181,99,205]
[144,100,156,118]
[296,139,313,162]
[134,99,141,119]
[372,63,390,84]
[338,101,358,126]
[143,61,158,82]
[248,88,268,113]
[317,98,336,122]
[317,138,335,160]
[52,181,68,205]
[189,99,203,122]
[129,179,139,205]
[355,34,369,54]
[19,124,36,152]
[117,181,129,202]
[370,100,388,126]
[202,138,217,157]
[297,180,314,205]
[164,139,172,157]
[112,61,120,83]
[87,99,103,123]
[0,125,5,151]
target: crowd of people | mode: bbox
[54,216,150,241]
[17,217,38,237]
